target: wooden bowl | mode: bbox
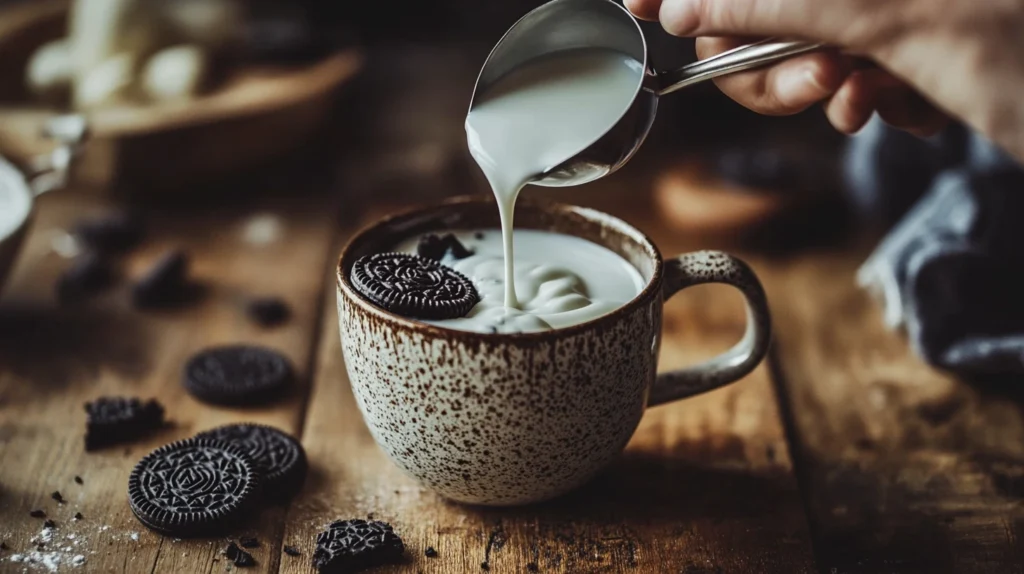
[0,0,363,193]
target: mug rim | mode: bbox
[336,195,665,342]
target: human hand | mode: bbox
[626,0,1024,160]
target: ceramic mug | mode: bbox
[336,197,772,505]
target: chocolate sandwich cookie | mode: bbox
[246,297,291,327]
[57,252,114,302]
[132,249,190,308]
[312,519,404,573]
[183,345,293,406]
[74,212,144,254]
[416,233,473,261]
[128,438,261,537]
[195,424,307,500]
[84,397,165,451]
[350,253,479,320]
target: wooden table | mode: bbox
[1,160,1022,574]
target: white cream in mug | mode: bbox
[395,230,644,334]
[466,48,643,309]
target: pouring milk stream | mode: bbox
[458,0,819,329]
[465,48,643,309]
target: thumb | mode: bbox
[653,0,863,44]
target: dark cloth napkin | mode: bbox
[847,117,1024,375]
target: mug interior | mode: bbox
[337,195,662,336]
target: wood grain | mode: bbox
[277,189,815,574]
[769,250,1024,574]
[0,191,336,573]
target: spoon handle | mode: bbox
[655,38,823,96]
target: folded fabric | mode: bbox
[851,118,1024,375]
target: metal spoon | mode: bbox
[469,0,821,187]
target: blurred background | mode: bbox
[4,6,1024,571]
[3,0,1014,361]
[0,0,851,244]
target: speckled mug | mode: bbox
[336,197,771,505]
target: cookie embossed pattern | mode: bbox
[127,438,262,537]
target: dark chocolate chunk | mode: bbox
[74,212,144,254]
[195,424,307,500]
[43,519,56,529]
[131,250,190,309]
[225,542,240,561]
[416,234,447,260]
[183,346,293,406]
[239,537,260,549]
[425,546,438,558]
[246,297,291,327]
[350,253,479,320]
[30,510,46,518]
[313,519,404,573]
[74,512,83,521]
[234,549,256,567]
[527,562,539,572]
[57,252,114,302]
[51,491,64,504]
[84,397,165,451]
[128,438,261,537]
[283,545,301,557]
[481,561,490,570]
[442,234,472,259]
[474,232,485,240]
[74,476,83,485]
[416,234,472,261]
[0,542,8,550]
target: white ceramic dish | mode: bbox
[0,157,34,293]
[0,115,83,294]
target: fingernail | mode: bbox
[776,66,827,106]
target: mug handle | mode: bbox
[648,251,772,407]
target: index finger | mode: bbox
[625,0,663,21]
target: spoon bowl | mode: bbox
[469,0,820,187]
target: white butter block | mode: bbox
[141,45,207,102]
[159,0,242,50]
[76,53,135,109]
[26,39,72,100]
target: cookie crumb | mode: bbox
[233,549,256,567]
[246,297,290,327]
